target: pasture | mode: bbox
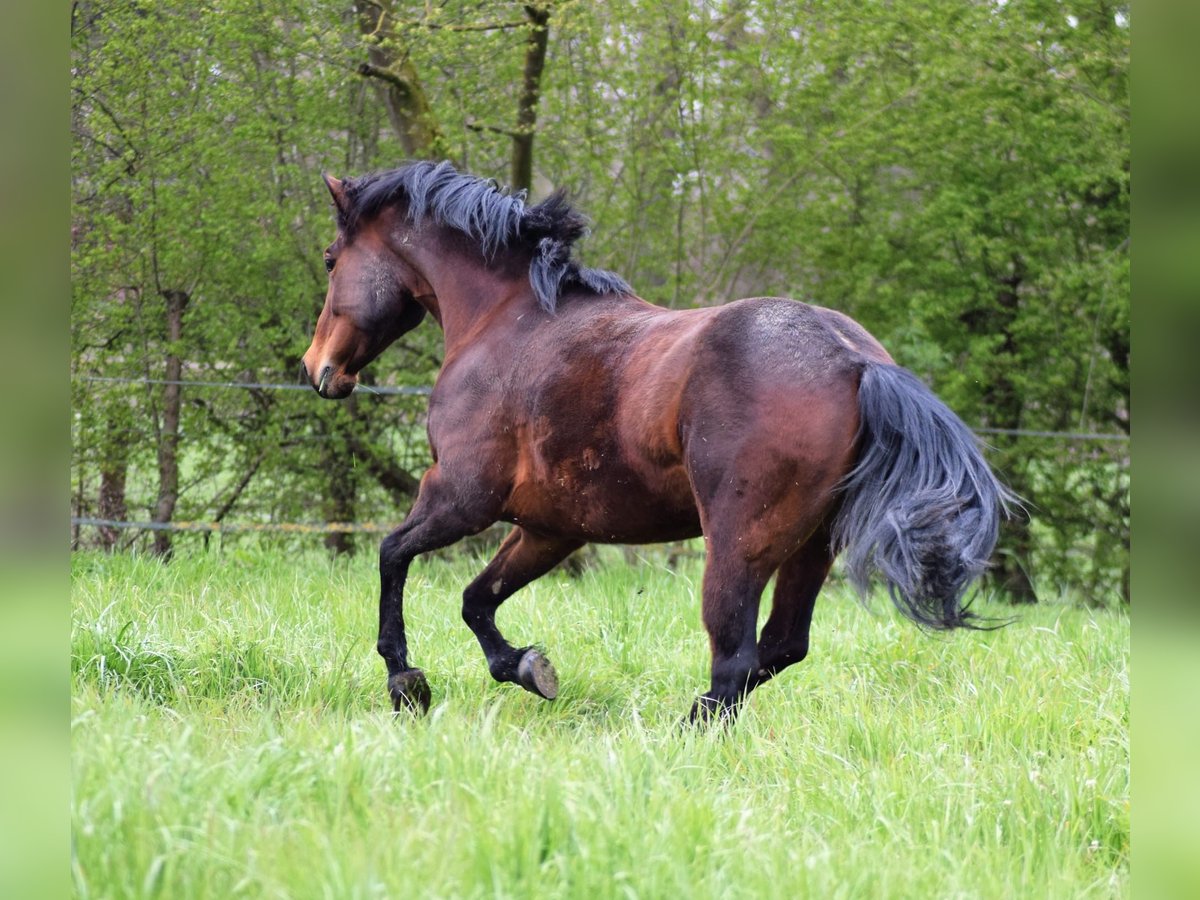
[71,547,1128,898]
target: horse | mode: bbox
[300,160,1012,724]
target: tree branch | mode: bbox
[392,18,527,33]
[466,119,519,139]
[344,432,421,502]
[211,453,265,523]
[357,62,408,93]
[355,2,445,158]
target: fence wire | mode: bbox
[71,516,393,534]
[75,375,432,396]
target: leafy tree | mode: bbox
[72,0,402,553]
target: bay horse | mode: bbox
[300,161,1011,724]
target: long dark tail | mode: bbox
[831,363,1016,630]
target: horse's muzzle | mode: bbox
[300,351,355,399]
[298,358,330,395]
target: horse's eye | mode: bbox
[324,256,335,273]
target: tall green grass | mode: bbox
[71,547,1128,898]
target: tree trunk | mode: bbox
[152,289,188,557]
[322,394,361,556]
[355,1,443,158]
[97,412,129,552]
[510,5,551,193]
[323,475,357,555]
[323,442,358,556]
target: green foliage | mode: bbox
[71,0,440,550]
[71,1,1129,597]
[72,548,1129,897]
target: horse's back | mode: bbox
[690,297,890,376]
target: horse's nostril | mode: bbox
[317,365,332,396]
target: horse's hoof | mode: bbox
[388,668,431,714]
[516,648,558,700]
[685,694,734,729]
[684,697,711,728]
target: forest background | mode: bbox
[70,0,1130,605]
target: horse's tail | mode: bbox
[831,363,1016,630]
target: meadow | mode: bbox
[71,546,1129,898]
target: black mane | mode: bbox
[339,161,630,313]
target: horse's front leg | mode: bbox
[461,528,584,699]
[378,465,496,714]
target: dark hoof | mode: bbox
[388,668,431,714]
[684,695,735,729]
[516,648,558,700]
[684,697,711,728]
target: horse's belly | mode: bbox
[502,463,700,544]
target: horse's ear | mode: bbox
[322,173,348,216]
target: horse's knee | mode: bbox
[460,580,500,625]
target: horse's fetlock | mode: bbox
[712,651,758,689]
[487,655,513,682]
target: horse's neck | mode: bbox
[426,271,536,355]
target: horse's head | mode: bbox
[300,174,428,399]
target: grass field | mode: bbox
[71,546,1129,898]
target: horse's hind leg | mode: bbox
[688,536,778,725]
[686,471,843,725]
[752,527,834,688]
[461,528,583,700]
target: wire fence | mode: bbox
[71,516,394,535]
[70,373,1130,540]
[972,427,1128,441]
[75,375,432,396]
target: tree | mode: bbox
[72,0,397,552]
[352,1,560,192]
